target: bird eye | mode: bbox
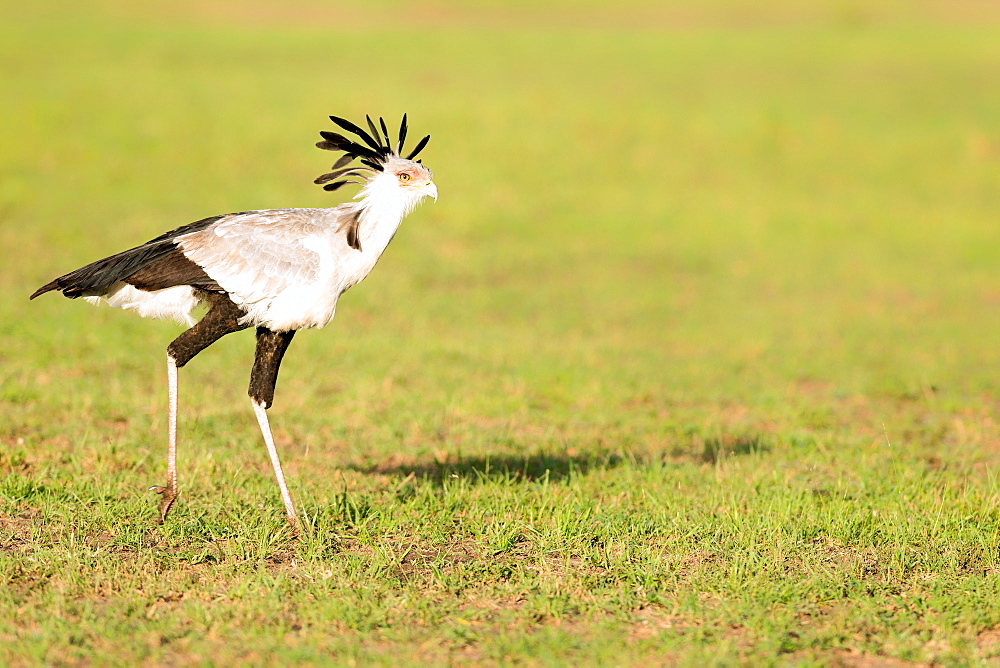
[398,173,411,182]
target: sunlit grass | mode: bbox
[2,0,999,664]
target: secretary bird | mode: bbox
[30,114,437,527]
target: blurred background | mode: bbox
[1,0,998,461]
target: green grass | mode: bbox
[3,0,1000,664]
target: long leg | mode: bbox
[152,354,179,520]
[151,292,249,523]
[248,327,297,526]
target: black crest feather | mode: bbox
[406,134,431,160]
[323,180,359,192]
[330,115,381,151]
[314,113,431,193]
[319,130,349,145]
[397,114,408,154]
[314,168,365,185]
[312,113,433,254]
[379,117,391,149]
[331,153,354,170]
[365,115,383,148]
[319,131,379,160]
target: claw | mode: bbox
[151,485,177,524]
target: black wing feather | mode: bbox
[30,214,234,299]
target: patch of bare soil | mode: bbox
[0,513,38,553]
[628,606,698,641]
[821,649,921,667]
[977,627,1000,656]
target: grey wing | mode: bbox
[175,209,327,304]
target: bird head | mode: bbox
[313,113,436,204]
[367,155,437,203]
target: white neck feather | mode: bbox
[350,172,426,254]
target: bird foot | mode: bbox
[149,485,177,524]
[286,513,300,536]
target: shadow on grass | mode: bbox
[347,450,627,485]
[346,433,771,486]
[698,435,771,465]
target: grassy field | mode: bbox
[2,0,1000,664]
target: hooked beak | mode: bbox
[423,181,438,201]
